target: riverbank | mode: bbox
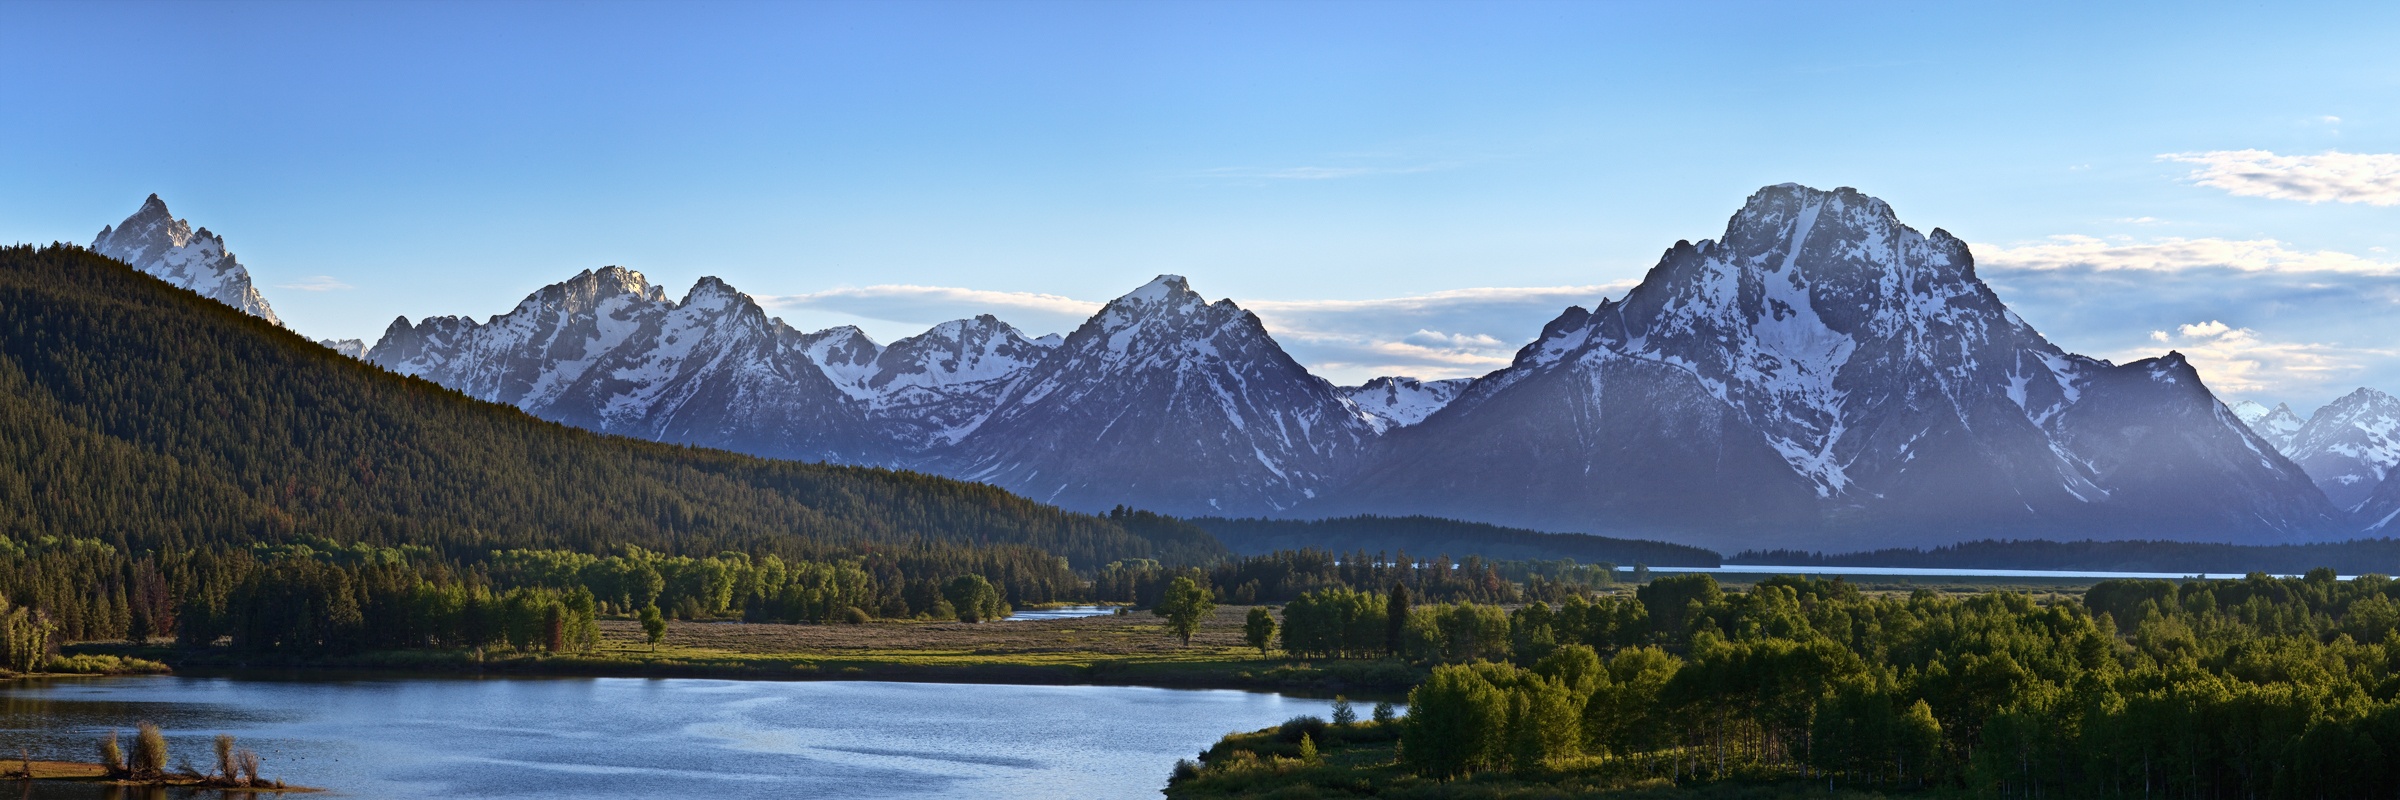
[65,605,1422,695]
[4,759,318,793]
[1165,722,1914,800]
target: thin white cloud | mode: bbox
[277,275,354,292]
[1243,283,1633,383]
[2123,320,2388,396]
[757,285,1101,332]
[1975,235,2400,276]
[758,280,1627,384]
[2160,149,2400,206]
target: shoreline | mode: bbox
[4,759,320,793]
[50,643,1422,699]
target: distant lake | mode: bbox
[1652,564,2356,580]
[0,676,1341,799]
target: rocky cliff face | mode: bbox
[367,267,878,463]
[2274,388,2400,511]
[949,276,1375,515]
[92,195,280,325]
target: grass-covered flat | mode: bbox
[87,605,1421,693]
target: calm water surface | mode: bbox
[0,676,1338,799]
[1004,605,1117,621]
[1660,565,2357,580]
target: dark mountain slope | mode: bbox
[0,244,1220,567]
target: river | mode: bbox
[0,675,1342,799]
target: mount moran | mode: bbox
[91,186,2374,550]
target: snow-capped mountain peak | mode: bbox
[796,325,884,391]
[2233,400,2306,450]
[1341,376,1471,432]
[91,195,281,325]
[955,274,1371,514]
[1329,183,2337,549]
[866,315,1058,394]
[318,338,368,359]
[2280,387,2400,511]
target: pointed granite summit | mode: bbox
[2233,400,2307,451]
[366,267,876,463]
[2277,388,2400,511]
[91,194,280,325]
[950,275,1374,515]
[1327,184,2340,549]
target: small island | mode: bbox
[5,723,317,794]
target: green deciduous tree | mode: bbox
[1155,576,1215,646]
[1244,606,1275,657]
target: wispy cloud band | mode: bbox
[758,281,1626,384]
[2161,149,2400,206]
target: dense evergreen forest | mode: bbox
[1176,571,2400,799]
[1741,537,2400,575]
[1191,515,1720,567]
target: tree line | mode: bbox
[0,531,1093,661]
[1348,570,2400,798]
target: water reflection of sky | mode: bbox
[0,675,1334,800]
[999,605,1118,621]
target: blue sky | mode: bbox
[3,1,2397,411]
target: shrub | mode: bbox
[1276,715,1328,744]
[99,730,124,775]
[238,748,262,786]
[215,734,236,781]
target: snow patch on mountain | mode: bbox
[1341,376,1472,432]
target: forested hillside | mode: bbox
[0,244,1219,568]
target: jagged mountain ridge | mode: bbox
[368,268,1397,515]
[2234,400,2307,451]
[1318,184,2341,549]
[216,183,2354,547]
[1342,376,1472,432]
[367,267,881,463]
[2275,388,2400,511]
[91,195,280,325]
[952,275,1376,515]
[319,338,367,358]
